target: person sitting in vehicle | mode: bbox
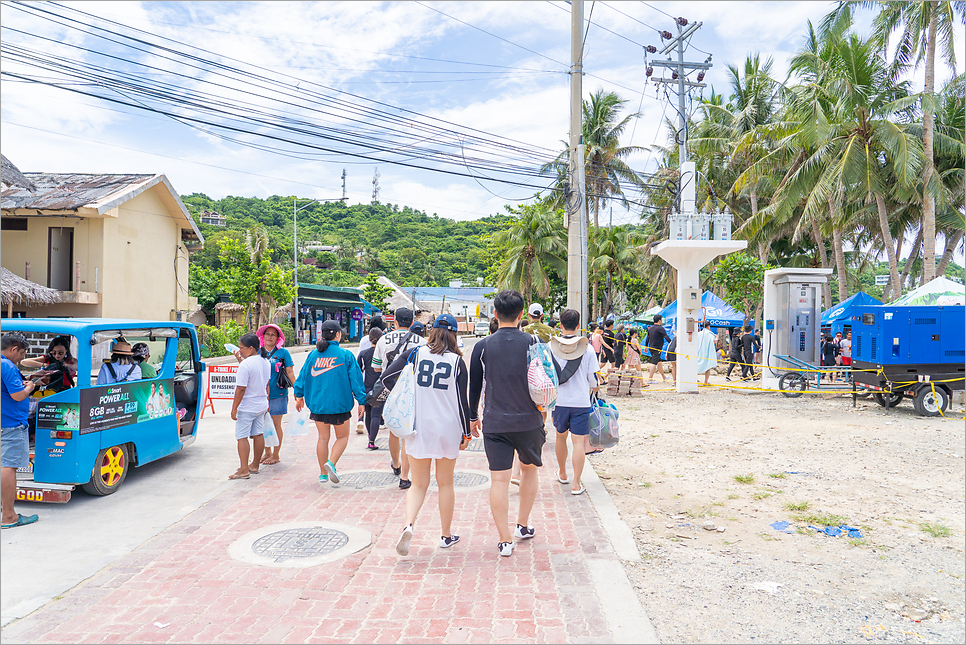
[131,343,157,379]
[95,341,142,385]
[21,336,77,393]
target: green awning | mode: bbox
[300,297,362,309]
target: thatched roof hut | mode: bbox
[1,267,61,311]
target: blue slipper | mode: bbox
[1,513,39,529]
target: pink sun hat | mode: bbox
[255,324,285,350]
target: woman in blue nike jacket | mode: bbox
[295,320,366,484]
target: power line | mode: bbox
[546,1,648,49]
[598,2,664,36]
[413,1,569,68]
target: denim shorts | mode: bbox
[268,396,288,416]
[235,409,265,440]
[1,424,30,469]
[552,406,591,436]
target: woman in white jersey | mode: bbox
[393,313,471,556]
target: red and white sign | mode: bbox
[208,365,238,400]
[385,315,395,323]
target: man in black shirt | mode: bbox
[600,319,617,371]
[469,290,544,557]
[645,314,671,383]
[740,325,755,379]
[614,324,627,370]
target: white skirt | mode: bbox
[406,422,462,460]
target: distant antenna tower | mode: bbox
[371,167,380,203]
[341,168,347,200]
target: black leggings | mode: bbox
[365,404,383,443]
[726,353,742,378]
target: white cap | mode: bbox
[529,303,543,316]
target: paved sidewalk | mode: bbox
[2,420,657,644]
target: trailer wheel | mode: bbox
[779,373,807,398]
[913,386,949,417]
[82,444,130,496]
[873,393,904,408]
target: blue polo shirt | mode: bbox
[1,356,30,428]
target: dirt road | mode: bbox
[590,378,965,643]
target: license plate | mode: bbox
[16,488,71,503]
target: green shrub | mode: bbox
[197,321,247,357]
[275,321,297,347]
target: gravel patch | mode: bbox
[591,378,965,643]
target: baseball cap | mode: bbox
[395,307,414,325]
[433,313,459,331]
[410,321,426,336]
[319,320,342,333]
[529,303,543,317]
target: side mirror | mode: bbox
[200,344,209,358]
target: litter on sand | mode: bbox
[770,520,793,533]
[749,581,783,594]
[810,524,863,538]
[153,622,170,629]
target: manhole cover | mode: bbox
[431,472,489,488]
[252,527,349,562]
[228,522,371,568]
[374,436,486,452]
[336,471,401,489]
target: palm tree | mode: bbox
[830,1,965,282]
[541,89,648,316]
[589,226,644,317]
[491,200,567,305]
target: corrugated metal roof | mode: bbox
[1,172,154,211]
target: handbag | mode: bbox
[588,395,620,450]
[383,361,417,440]
[526,340,558,411]
[275,363,293,390]
[366,379,389,407]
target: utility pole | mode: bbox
[341,168,347,200]
[647,19,710,164]
[566,0,588,328]
[647,18,711,228]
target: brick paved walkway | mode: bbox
[5,423,650,644]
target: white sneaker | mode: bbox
[514,524,535,540]
[396,525,413,556]
[356,421,365,434]
[439,534,460,548]
[498,541,514,557]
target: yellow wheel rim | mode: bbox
[99,447,125,487]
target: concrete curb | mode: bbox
[582,456,661,644]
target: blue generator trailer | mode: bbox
[848,304,964,416]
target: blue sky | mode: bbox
[1,1,962,229]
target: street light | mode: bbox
[294,196,346,344]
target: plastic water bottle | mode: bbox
[224,343,239,354]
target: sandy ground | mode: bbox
[586,371,966,644]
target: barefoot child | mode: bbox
[229,334,271,480]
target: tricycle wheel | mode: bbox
[778,373,807,398]
[913,386,949,417]
[873,393,903,408]
[82,444,130,496]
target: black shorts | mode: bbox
[309,411,352,425]
[601,349,615,364]
[647,350,663,365]
[614,350,625,367]
[482,427,546,471]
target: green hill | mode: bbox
[182,193,508,288]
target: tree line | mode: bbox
[488,1,964,322]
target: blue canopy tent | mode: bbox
[657,291,748,339]
[642,292,747,359]
[820,292,882,336]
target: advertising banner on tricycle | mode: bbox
[79,379,175,434]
